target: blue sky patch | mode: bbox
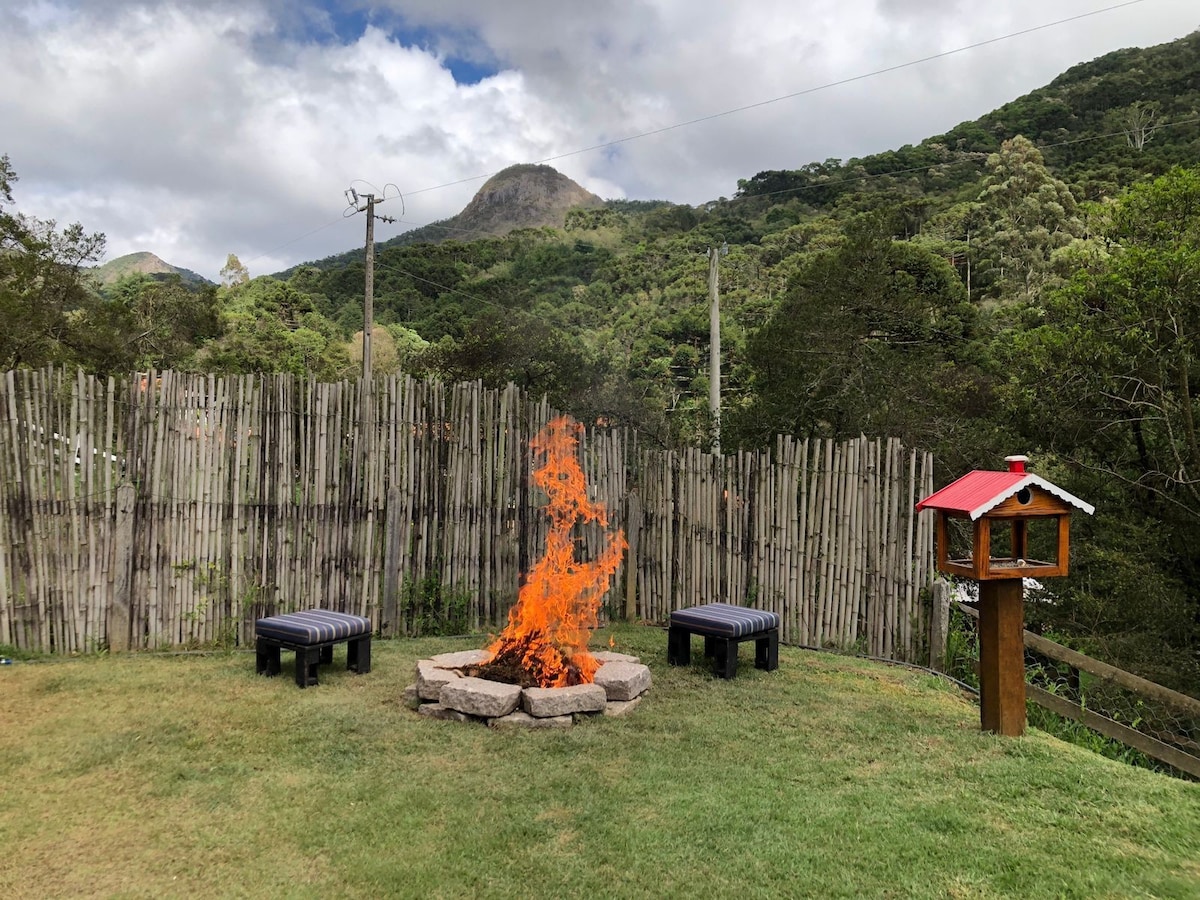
[292,4,500,85]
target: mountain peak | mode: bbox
[447,165,604,240]
[92,251,211,286]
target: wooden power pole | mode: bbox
[708,242,728,454]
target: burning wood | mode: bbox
[478,416,626,688]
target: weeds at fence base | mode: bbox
[399,573,471,637]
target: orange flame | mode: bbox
[485,416,627,687]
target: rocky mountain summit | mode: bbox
[91,251,210,286]
[389,164,604,248]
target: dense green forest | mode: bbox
[4,31,1200,693]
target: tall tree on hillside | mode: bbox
[975,136,1084,303]
[1012,165,1200,515]
[220,253,249,287]
[198,277,346,377]
[0,154,107,370]
[994,166,1200,690]
[100,274,220,371]
[727,215,978,450]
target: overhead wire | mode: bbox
[368,115,1200,247]
[252,0,1158,265]
[398,0,1149,198]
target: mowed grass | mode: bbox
[2,626,1199,899]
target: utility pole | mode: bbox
[345,187,395,456]
[363,193,375,384]
[708,241,728,455]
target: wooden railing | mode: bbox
[952,600,1200,779]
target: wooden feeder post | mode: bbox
[916,456,1094,737]
[977,578,1025,735]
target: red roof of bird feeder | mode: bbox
[915,455,1095,521]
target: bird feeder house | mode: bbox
[915,455,1094,581]
[916,455,1094,737]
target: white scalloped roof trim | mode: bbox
[968,474,1095,520]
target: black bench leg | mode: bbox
[295,647,319,688]
[668,626,691,666]
[704,635,717,658]
[347,636,371,674]
[714,637,737,679]
[256,640,281,677]
[319,645,334,665]
[756,629,779,671]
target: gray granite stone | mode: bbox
[522,683,607,718]
[440,676,522,718]
[428,649,491,668]
[602,697,643,718]
[488,710,573,729]
[593,661,652,701]
[402,683,421,709]
[416,702,476,723]
[592,651,641,665]
[416,659,462,701]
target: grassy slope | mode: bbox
[2,625,1198,899]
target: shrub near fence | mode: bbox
[0,368,935,660]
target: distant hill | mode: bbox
[451,163,603,233]
[281,164,607,276]
[91,252,211,287]
[736,29,1200,211]
[397,163,605,246]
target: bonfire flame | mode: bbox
[483,416,626,688]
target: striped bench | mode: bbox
[255,610,372,688]
[668,603,779,679]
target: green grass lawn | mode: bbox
[2,625,1198,899]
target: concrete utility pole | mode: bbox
[363,193,375,385]
[344,186,395,456]
[708,241,728,455]
[344,187,396,382]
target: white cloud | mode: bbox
[1,0,1196,279]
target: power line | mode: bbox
[732,115,1200,205]
[399,0,1148,199]
[374,115,1200,246]
[250,0,1159,266]
[372,260,521,315]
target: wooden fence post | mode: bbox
[382,484,402,637]
[929,579,950,671]
[624,489,642,621]
[110,481,135,652]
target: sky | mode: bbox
[1,0,1196,281]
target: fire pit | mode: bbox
[408,648,652,727]
[405,416,651,728]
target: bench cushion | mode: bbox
[255,610,371,645]
[669,603,779,638]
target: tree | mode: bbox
[998,167,1200,690]
[1010,166,1200,516]
[199,277,346,377]
[99,274,220,371]
[414,310,601,411]
[1116,100,1160,151]
[220,253,249,288]
[727,215,978,450]
[0,154,107,370]
[975,136,1084,303]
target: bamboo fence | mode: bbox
[0,368,934,660]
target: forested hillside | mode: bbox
[4,30,1200,693]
